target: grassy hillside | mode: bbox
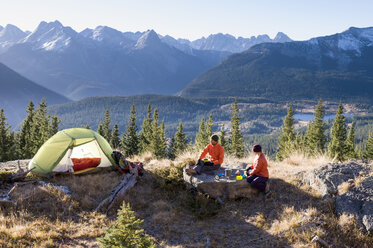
[1,152,372,247]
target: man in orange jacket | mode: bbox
[247,144,270,194]
[186,135,224,175]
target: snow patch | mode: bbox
[42,37,71,51]
[338,34,362,53]
[360,28,373,42]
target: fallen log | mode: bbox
[311,235,330,247]
[95,173,137,213]
[0,196,16,209]
[107,175,137,212]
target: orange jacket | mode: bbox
[199,143,224,165]
[250,153,269,178]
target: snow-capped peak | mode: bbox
[336,27,373,54]
[274,32,292,42]
[22,20,77,51]
[135,30,161,49]
[0,24,27,42]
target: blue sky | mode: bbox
[1,0,373,41]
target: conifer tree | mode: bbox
[123,105,139,157]
[30,99,50,155]
[139,104,153,153]
[98,202,156,248]
[7,131,16,160]
[50,110,60,136]
[345,122,357,159]
[97,122,104,136]
[205,114,213,143]
[102,108,112,143]
[174,121,187,155]
[293,132,305,152]
[230,99,244,158]
[85,124,90,129]
[328,103,347,161]
[305,99,327,155]
[111,123,121,149]
[167,135,176,160]
[276,103,295,161]
[18,100,35,159]
[364,131,373,160]
[149,109,166,158]
[195,117,207,150]
[220,123,228,152]
[159,121,167,158]
[0,109,14,162]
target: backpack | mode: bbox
[111,151,144,176]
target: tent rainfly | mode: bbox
[28,128,116,174]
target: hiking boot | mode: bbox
[186,168,197,176]
[264,189,271,198]
[265,181,270,192]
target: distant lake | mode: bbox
[293,113,353,121]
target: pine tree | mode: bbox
[276,103,295,161]
[97,122,104,136]
[0,109,14,162]
[111,123,121,149]
[220,123,228,152]
[148,109,166,158]
[305,99,327,155]
[102,108,112,143]
[85,124,90,129]
[139,104,153,153]
[230,99,244,158]
[158,121,167,158]
[293,132,305,152]
[205,114,213,143]
[30,99,50,155]
[98,202,156,248]
[123,105,139,157]
[328,103,347,161]
[7,131,16,160]
[167,135,176,160]
[364,131,373,160]
[174,121,187,155]
[18,100,35,159]
[345,122,357,159]
[195,117,207,150]
[50,110,60,136]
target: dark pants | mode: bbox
[247,175,268,192]
[194,161,220,174]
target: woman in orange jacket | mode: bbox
[246,144,270,194]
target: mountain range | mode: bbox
[180,27,373,103]
[0,62,69,127]
[0,21,291,100]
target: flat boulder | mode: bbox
[183,162,257,201]
[304,161,373,233]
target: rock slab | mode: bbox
[183,162,257,200]
[304,161,373,233]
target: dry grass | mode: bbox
[271,151,332,178]
[0,170,123,247]
[1,152,372,247]
[338,181,352,195]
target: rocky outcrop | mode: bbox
[183,162,258,201]
[304,161,373,233]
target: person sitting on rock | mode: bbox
[186,134,224,175]
[246,144,270,194]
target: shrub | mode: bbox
[98,202,156,248]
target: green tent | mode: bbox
[28,128,116,174]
